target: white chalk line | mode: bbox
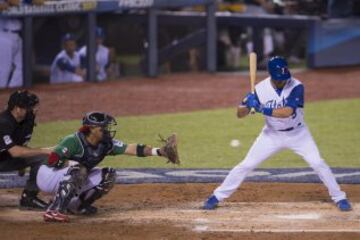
[194,228,360,233]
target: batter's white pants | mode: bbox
[0,31,23,88]
[214,125,346,203]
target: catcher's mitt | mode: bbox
[159,133,180,165]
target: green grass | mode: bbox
[30,98,360,169]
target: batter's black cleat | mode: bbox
[19,190,48,210]
[78,205,98,215]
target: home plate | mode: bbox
[275,213,320,220]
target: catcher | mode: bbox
[36,111,179,222]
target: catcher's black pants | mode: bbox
[0,155,46,192]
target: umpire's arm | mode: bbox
[8,145,51,158]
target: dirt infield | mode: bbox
[0,68,359,122]
[1,183,360,240]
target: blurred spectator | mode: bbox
[217,0,275,69]
[0,0,23,88]
[271,1,306,64]
[243,0,275,68]
[79,27,111,82]
[0,0,45,88]
[50,33,85,84]
[106,47,121,80]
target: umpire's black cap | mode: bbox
[7,90,39,111]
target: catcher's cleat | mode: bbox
[43,210,69,223]
[203,195,219,210]
[336,199,352,212]
[19,191,48,210]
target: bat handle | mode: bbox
[249,91,256,114]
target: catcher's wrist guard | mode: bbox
[136,144,146,157]
[151,148,161,156]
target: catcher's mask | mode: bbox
[82,112,117,140]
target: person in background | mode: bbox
[79,27,110,82]
[0,0,44,88]
[50,33,85,84]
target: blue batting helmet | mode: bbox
[267,56,291,81]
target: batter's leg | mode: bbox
[288,127,346,203]
[213,129,282,202]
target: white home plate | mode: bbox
[275,213,320,220]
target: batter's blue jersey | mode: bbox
[255,77,304,131]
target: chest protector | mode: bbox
[72,132,113,170]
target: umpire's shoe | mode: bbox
[19,190,48,210]
[203,195,219,210]
[336,199,352,211]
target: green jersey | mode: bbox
[52,131,127,169]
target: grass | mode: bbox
[30,98,360,169]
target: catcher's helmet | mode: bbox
[268,56,291,81]
[82,112,117,139]
[7,90,39,111]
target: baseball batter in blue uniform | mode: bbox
[204,56,352,211]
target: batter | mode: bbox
[203,56,352,211]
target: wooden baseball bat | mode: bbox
[249,52,257,114]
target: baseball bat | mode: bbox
[249,52,257,114]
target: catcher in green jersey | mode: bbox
[37,111,179,223]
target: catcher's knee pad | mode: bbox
[78,168,116,208]
[97,167,117,194]
[49,165,88,212]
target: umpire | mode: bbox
[0,90,50,210]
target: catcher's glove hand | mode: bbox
[159,133,180,165]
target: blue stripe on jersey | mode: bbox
[285,84,304,110]
[57,58,76,73]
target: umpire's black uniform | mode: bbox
[0,91,48,209]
